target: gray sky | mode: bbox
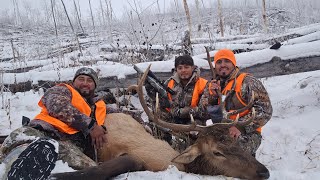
[0,0,172,18]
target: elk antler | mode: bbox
[129,65,256,134]
[127,64,155,120]
[128,64,209,133]
[219,90,256,127]
[127,65,242,132]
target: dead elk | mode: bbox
[131,64,270,180]
[50,112,184,179]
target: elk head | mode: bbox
[129,64,270,180]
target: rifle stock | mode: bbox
[133,65,173,108]
[205,46,216,79]
[134,65,175,95]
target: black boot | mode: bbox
[7,137,59,180]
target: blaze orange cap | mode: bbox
[214,49,236,67]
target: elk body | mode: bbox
[50,113,184,180]
[98,113,184,171]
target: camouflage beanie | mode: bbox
[174,55,194,68]
[73,67,98,88]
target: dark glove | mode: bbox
[207,105,223,123]
[179,107,191,118]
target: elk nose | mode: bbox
[257,168,270,179]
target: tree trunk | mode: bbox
[89,0,96,33]
[51,0,58,37]
[60,0,83,56]
[182,0,192,55]
[10,39,17,84]
[262,0,268,33]
[195,0,202,33]
[174,0,180,13]
[105,0,113,42]
[217,0,224,37]
[73,0,85,34]
[182,0,192,38]
[12,0,22,26]
[100,0,107,27]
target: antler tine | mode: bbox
[235,107,256,126]
[127,64,155,121]
[219,90,255,121]
[152,91,206,133]
[131,64,207,133]
[227,91,255,117]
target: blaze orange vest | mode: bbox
[222,73,262,133]
[34,84,106,134]
[167,77,207,108]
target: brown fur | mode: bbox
[50,155,143,180]
[98,113,184,171]
[54,113,268,180]
[172,125,269,180]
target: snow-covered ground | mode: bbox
[1,3,320,178]
[1,64,320,180]
[1,24,320,179]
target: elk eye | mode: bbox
[213,152,225,157]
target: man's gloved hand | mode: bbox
[207,105,223,123]
[90,123,107,149]
[179,107,191,118]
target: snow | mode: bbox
[1,9,320,180]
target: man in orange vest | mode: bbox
[6,67,107,179]
[146,55,209,146]
[202,49,273,156]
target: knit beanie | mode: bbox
[214,49,236,67]
[73,67,98,88]
[174,55,194,68]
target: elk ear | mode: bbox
[172,145,201,164]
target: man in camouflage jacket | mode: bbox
[146,55,209,149]
[0,67,108,177]
[200,49,273,156]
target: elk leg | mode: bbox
[50,155,144,180]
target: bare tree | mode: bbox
[60,0,83,56]
[12,0,22,26]
[217,0,224,37]
[182,0,192,37]
[195,0,202,33]
[182,0,192,55]
[262,0,268,33]
[105,0,113,42]
[174,0,180,13]
[73,0,85,34]
[0,69,4,109]
[88,0,96,33]
[99,0,107,27]
[51,0,58,37]
[10,39,17,84]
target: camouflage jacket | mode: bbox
[147,67,210,124]
[29,84,107,138]
[200,68,273,134]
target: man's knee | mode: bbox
[238,132,262,155]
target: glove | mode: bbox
[179,107,191,118]
[207,105,223,123]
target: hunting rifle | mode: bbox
[133,65,175,108]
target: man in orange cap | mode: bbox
[201,49,273,156]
